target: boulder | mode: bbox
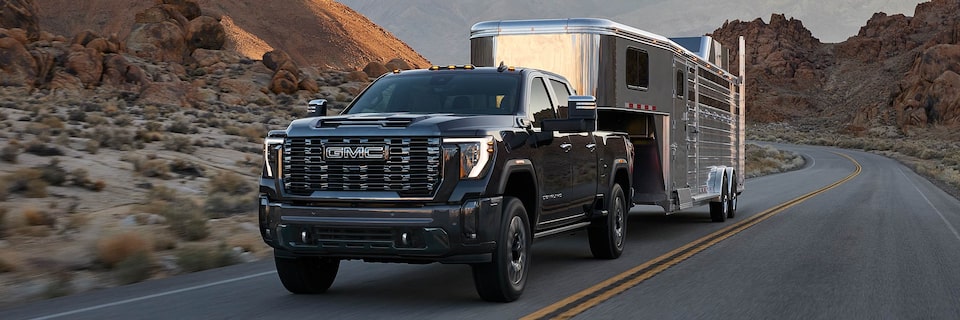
[262,50,293,72]
[1,27,28,46]
[49,70,83,95]
[65,46,104,88]
[185,16,225,51]
[160,0,201,21]
[126,21,187,63]
[268,69,298,95]
[1,0,40,40]
[101,54,148,90]
[298,77,319,93]
[219,78,270,105]
[362,61,388,78]
[29,45,66,86]
[344,70,368,82]
[139,81,188,107]
[385,58,411,71]
[0,36,37,87]
[191,48,241,67]
[71,30,100,47]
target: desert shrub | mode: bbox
[112,115,134,127]
[114,252,153,285]
[67,108,87,122]
[97,232,152,268]
[38,158,68,186]
[25,177,48,198]
[204,193,254,218]
[135,129,164,142]
[24,140,64,156]
[166,118,198,134]
[147,185,179,202]
[1,142,20,163]
[7,168,43,193]
[42,272,73,299]
[0,255,14,273]
[85,139,100,154]
[175,244,238,273]
[170,159,204,177]
[136,159,171,178]
[162,135,196,154]
[85,114,108,126]
[91,180,106,192]
[23,207,54,226]
[208,171,251,195]
[144,192,209,241]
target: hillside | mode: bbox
[710,0,960,134]
[34,0,429,70]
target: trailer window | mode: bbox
[626,48,649,90]
[549,79,571,118]
[675,70,684,98]
[529,77,556,127]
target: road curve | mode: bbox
[2,144,959,319]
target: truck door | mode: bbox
[528,76,578,227]
[550,78,598,215]
[673,61,691,192]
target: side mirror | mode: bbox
[307,99,327,117]
[567,95,597,131]
[541,95,597,133]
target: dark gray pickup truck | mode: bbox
[259,65,633,302]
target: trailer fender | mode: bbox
[706,166,733,196]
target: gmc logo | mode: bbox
[324,145,387,160]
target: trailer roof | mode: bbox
[470,18,731,75]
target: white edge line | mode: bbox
[29,270,277,320]
[898,168,960,243]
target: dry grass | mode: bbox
[208,171,252,195]
[22,207,54,227]
[175,243,238,273]
[96,232,153,268]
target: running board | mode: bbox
[534,222,591,239]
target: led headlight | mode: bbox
[444,137,494,179]
[263,135,285,178]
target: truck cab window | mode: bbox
[626,48,649,90]
[529,77,556,127]
[550,79,571,118]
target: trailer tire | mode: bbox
[275,250,340,294]
[710,179,729,223]
[472,197,530,302]
[589,184,626,259]
[726,181,738,219]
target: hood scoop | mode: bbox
[317,114,428,128]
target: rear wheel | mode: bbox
[710,178,729,223]
[472,197,530,302]
[727,180,738,219]
[589,184,626,259]
[275,250,340,294]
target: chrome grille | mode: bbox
[282,137,442,196]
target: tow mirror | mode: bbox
[541,95,597,133]
[307,99,328,117]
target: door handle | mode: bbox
[560,143,572,152]
[585,143,596,152]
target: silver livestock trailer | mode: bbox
[470,18,746,221]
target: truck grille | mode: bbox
[282,137,442,197]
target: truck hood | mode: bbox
[284,113,519,137]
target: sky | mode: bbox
[341,0,930,64]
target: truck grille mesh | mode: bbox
[282,137,442,197]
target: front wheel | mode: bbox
[275,250,340,294]
[589,184,626,259]
[472,197,531,302]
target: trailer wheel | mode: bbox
[274,250,340,294]
[472,197,530,302]
[710,178,729,223]
[589,184,626,259]
[726,181,738,219]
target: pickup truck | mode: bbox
[259,64,633,302]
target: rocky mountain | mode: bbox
[32,0,428,70]
[710,0,960,135]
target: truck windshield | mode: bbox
[345,73,520,115]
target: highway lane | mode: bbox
[3,144,958,319]
[576,144,960,319]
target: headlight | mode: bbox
[444,137,494,179]
[263,135,285,178]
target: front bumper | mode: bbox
[259,196,504,264]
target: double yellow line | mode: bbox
[523,152,862,320]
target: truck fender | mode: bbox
[495,159,537,196]
[607,158,632,198]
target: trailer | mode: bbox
[471,18,746,221]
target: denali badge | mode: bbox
[324,145,388,160]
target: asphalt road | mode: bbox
[3,144,960,319]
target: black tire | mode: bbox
[589,184,626,259]
[472,197,530,302]
[275,250,340,294]
[710,178,729,223]
[727,182,738,219]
